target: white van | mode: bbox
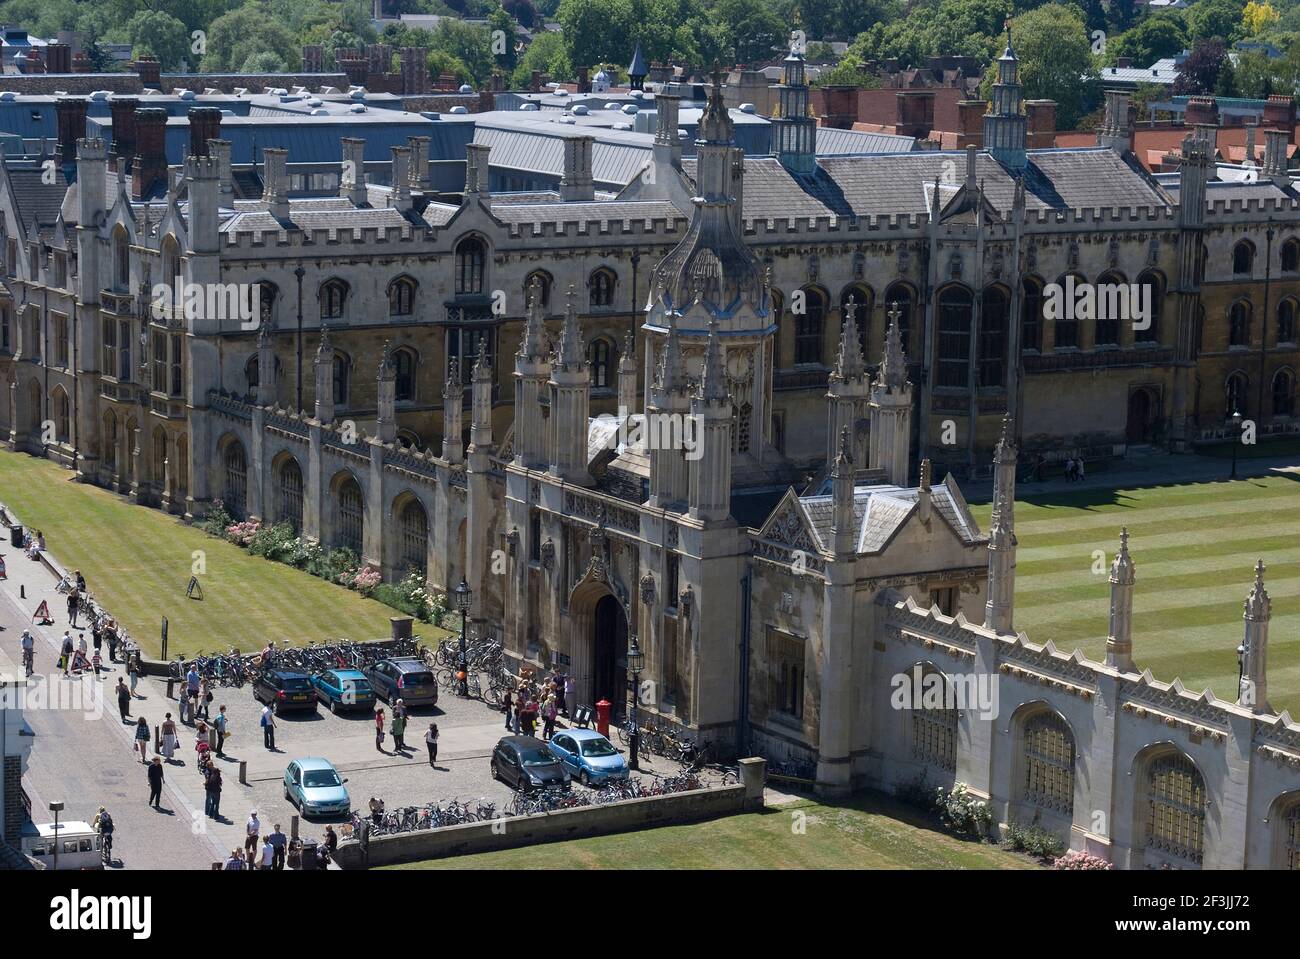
[22,820,103,870]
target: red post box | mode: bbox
[595,699,611,737]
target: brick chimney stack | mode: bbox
[72,51,92,73]
[1025,100,1057,149]
[134,55,161,89]
[188,107,222,158]
[46,43,71,74]
[132,107,169,200]
[55,97,87,167]
[110,97,140,167]
[1263,94,1296,142]
[956,99,985,149]
[1184,95,1218,128]
[895,90,935,139]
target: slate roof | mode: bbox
[488,199,685,228]
[683,148,1170,224]
[5,164,69,236]
[796,474,985,556]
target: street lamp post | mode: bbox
[627,634,644,771]
[49,800,64,871]
[454,578,472,698]
[1230,409,1243,480]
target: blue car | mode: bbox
[284,758,351,819]
[547,729,630,787]
[311,669,376,714]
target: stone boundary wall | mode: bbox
[335,773,764,868]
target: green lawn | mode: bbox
[0,451,445,658]
[969,474,1300,715]
[384,793,1041,870]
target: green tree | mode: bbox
[557,0,633,67]
[201,3,299,71]
[509,28,571,84]
[1186,0,1245,43]
[712,0,785,64]
[242,50,288,72]
[1107,13,1188,66]
[1005,3,1100,129]
[126,12,190,71]
[429,18,494,84]
[488,4,518,73]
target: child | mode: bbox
[92,649,103,678]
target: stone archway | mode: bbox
[1127,387,1156,445]
[567,571,630,719]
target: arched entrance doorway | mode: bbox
[1127,388,1155,444]
[593,594,628,716]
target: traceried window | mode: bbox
[399,498,428,574]
[588,268,616,308]
[336,476,364,554]
[1053,274,1082,349]
[1285,802,1300,870]
[979,286,1008,387]
[909,664,957,771]
[794,287,826,365]
[333,353,350,407]
[1021,277,1043,353]
[525,271,552,310]
[388,277,415,317]
[223,440,247,519]
[278,458,304,533]
[1283,237,1300,273]
[320,280,347,321]
[1226,371,1248,418]
[455,237,486,295]
[769,629,805,720]
[1145,753,1206,866]
[393,348,416,402]
[1277,298,1296,344]
[590,338,612,389]
[1232,240,1254,276]
[1274,369,1295,418]
[1136,270,1163,344]
[1094,271,1123,347]
[732,401,752,454]
[1229,300,1251,347]
[1022,711,1075,816]
[936,286,973,388]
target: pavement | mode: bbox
[0,512,703,868]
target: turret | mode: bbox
[983,415,1017,634]
[548,286,592,485]
[376,341,397,443]
[442,358,464,465]
[618,330,637,416]
[470,341,493,452]
[1239,560,1271,712]
[513,277,551,468]
[826,295,869,469]
[647,313,691,509]
[687,318,732,522]
[869,303,913,486]
[313,326,334,423]
[830,426,856,556]
[257,321,276,406]
[1105,528,1136,672]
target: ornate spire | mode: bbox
[698,61,733,144]
[377,340,395,382]
[1111,527,1135,586]
[519,276,547,361]
[833,425,853,470]
[443,356,460,399]
[834,297,866,381]
[877,302,908,391]
[656,313,687,395]
[699,317,728,403]
[472,339,492,382]
[1245,559,1270,621]
[258,317,272,348]
[315,324,331,361]
[556,284,585,370]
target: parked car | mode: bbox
[253,669,317,715]
[283,758,350,819]
[547,729,630,786]
[490,735,571,792]
[364,657,438,707]
[311,668,375,713]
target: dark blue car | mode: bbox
[310,669,375,714]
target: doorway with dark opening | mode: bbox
[592,593,628,720]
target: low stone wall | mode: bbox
[336,765,765,869]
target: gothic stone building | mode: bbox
[0,44,1297,867]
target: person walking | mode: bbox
[20,629,34,677]
[91,619,103,658]
[197,678,211,720]
[91,649,102,678]
[116,677,131,723]
[563,673,576,719]
[204,763,222,819]
[542,693,557,741]
[214,705,228,757]
[259,835,275,871]
[425,722,439,768]
[270,824,287,870]
[106,620,119,663]
[127,654,141,697]
[502,689,513,731]
[260,704,276,750]
[60,632,74,676]
[244,810,261,859]
[185,665,201,721]
[146,757,164,808]
[160,713,178,762]
[134,716,151,764]
[374,706,386,752]
[67,588,79,627]
[391,710,407,753]
[554,671,567,717]
[177,684,190,726]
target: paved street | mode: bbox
[0,514,690,868]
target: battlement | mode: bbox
[1205,195,1300,216]
[502,216,684,241]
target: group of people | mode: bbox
[22,527,46,559]
[223,813,336,870]
[372,699,441,767]
[502,669,572,741]
[1062,456,1087,483]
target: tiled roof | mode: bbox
[799,478,985,556]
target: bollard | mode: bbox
[239,760,248,785]
[167,678,175,700]
[291,815,299,840]
[20,584,25,599]
[154,725,161,753]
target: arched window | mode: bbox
[258,282,277,328]
[151,427,166,484]
[387,277,415,317]
[884,282,915,356]
[795,287,826,365]
[1021,709,1075,817]
[320,279,347,321]
[333,353,350,407]
[399,498,428,574]
[113,227,129,291]
[907,664,957,771]
[1021,277,1043,353]
[455,236,486,295]
[160,236,180,292]
[840,283,873,358]
[732,401,752,454]
[1229,300,1251,347]
[588,268,616,308]
[176,434,188,495]
[1053,274,1083,349]
[102,411,117,469]
[278,458,304,533]
[1095,271,1124,347]
[223,439,247,519]
[1274,369,1295,417]
[1277,298,1297,344]
[589,338,613,388]
[979,286,1009,387]
[936,285,973,387]
[336,475,364,554]
[397,429,421,450]
[393,348,416,402]
[1144,752,1206,867]
[52,387,69,442]
[1136,270,1163,344]
[1226,371,1249,418]
[525,271,552,310]
[1283,237,1300,273]
[1233,240,1255,276]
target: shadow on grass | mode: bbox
[970,473,1297,511]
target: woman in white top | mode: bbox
[260,837,275,870]
[160,713,177,759]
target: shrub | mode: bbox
[201,500,233,537]
[935,782,993,837]
[371,582,421,617]
[1003,822,1067,859]
[248,522,299,562]
[349,566,382,595]
[1053,850,1113,870]
[225,519,261,547]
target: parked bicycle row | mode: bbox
[168,637,427,688]
[616,716,716,772]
